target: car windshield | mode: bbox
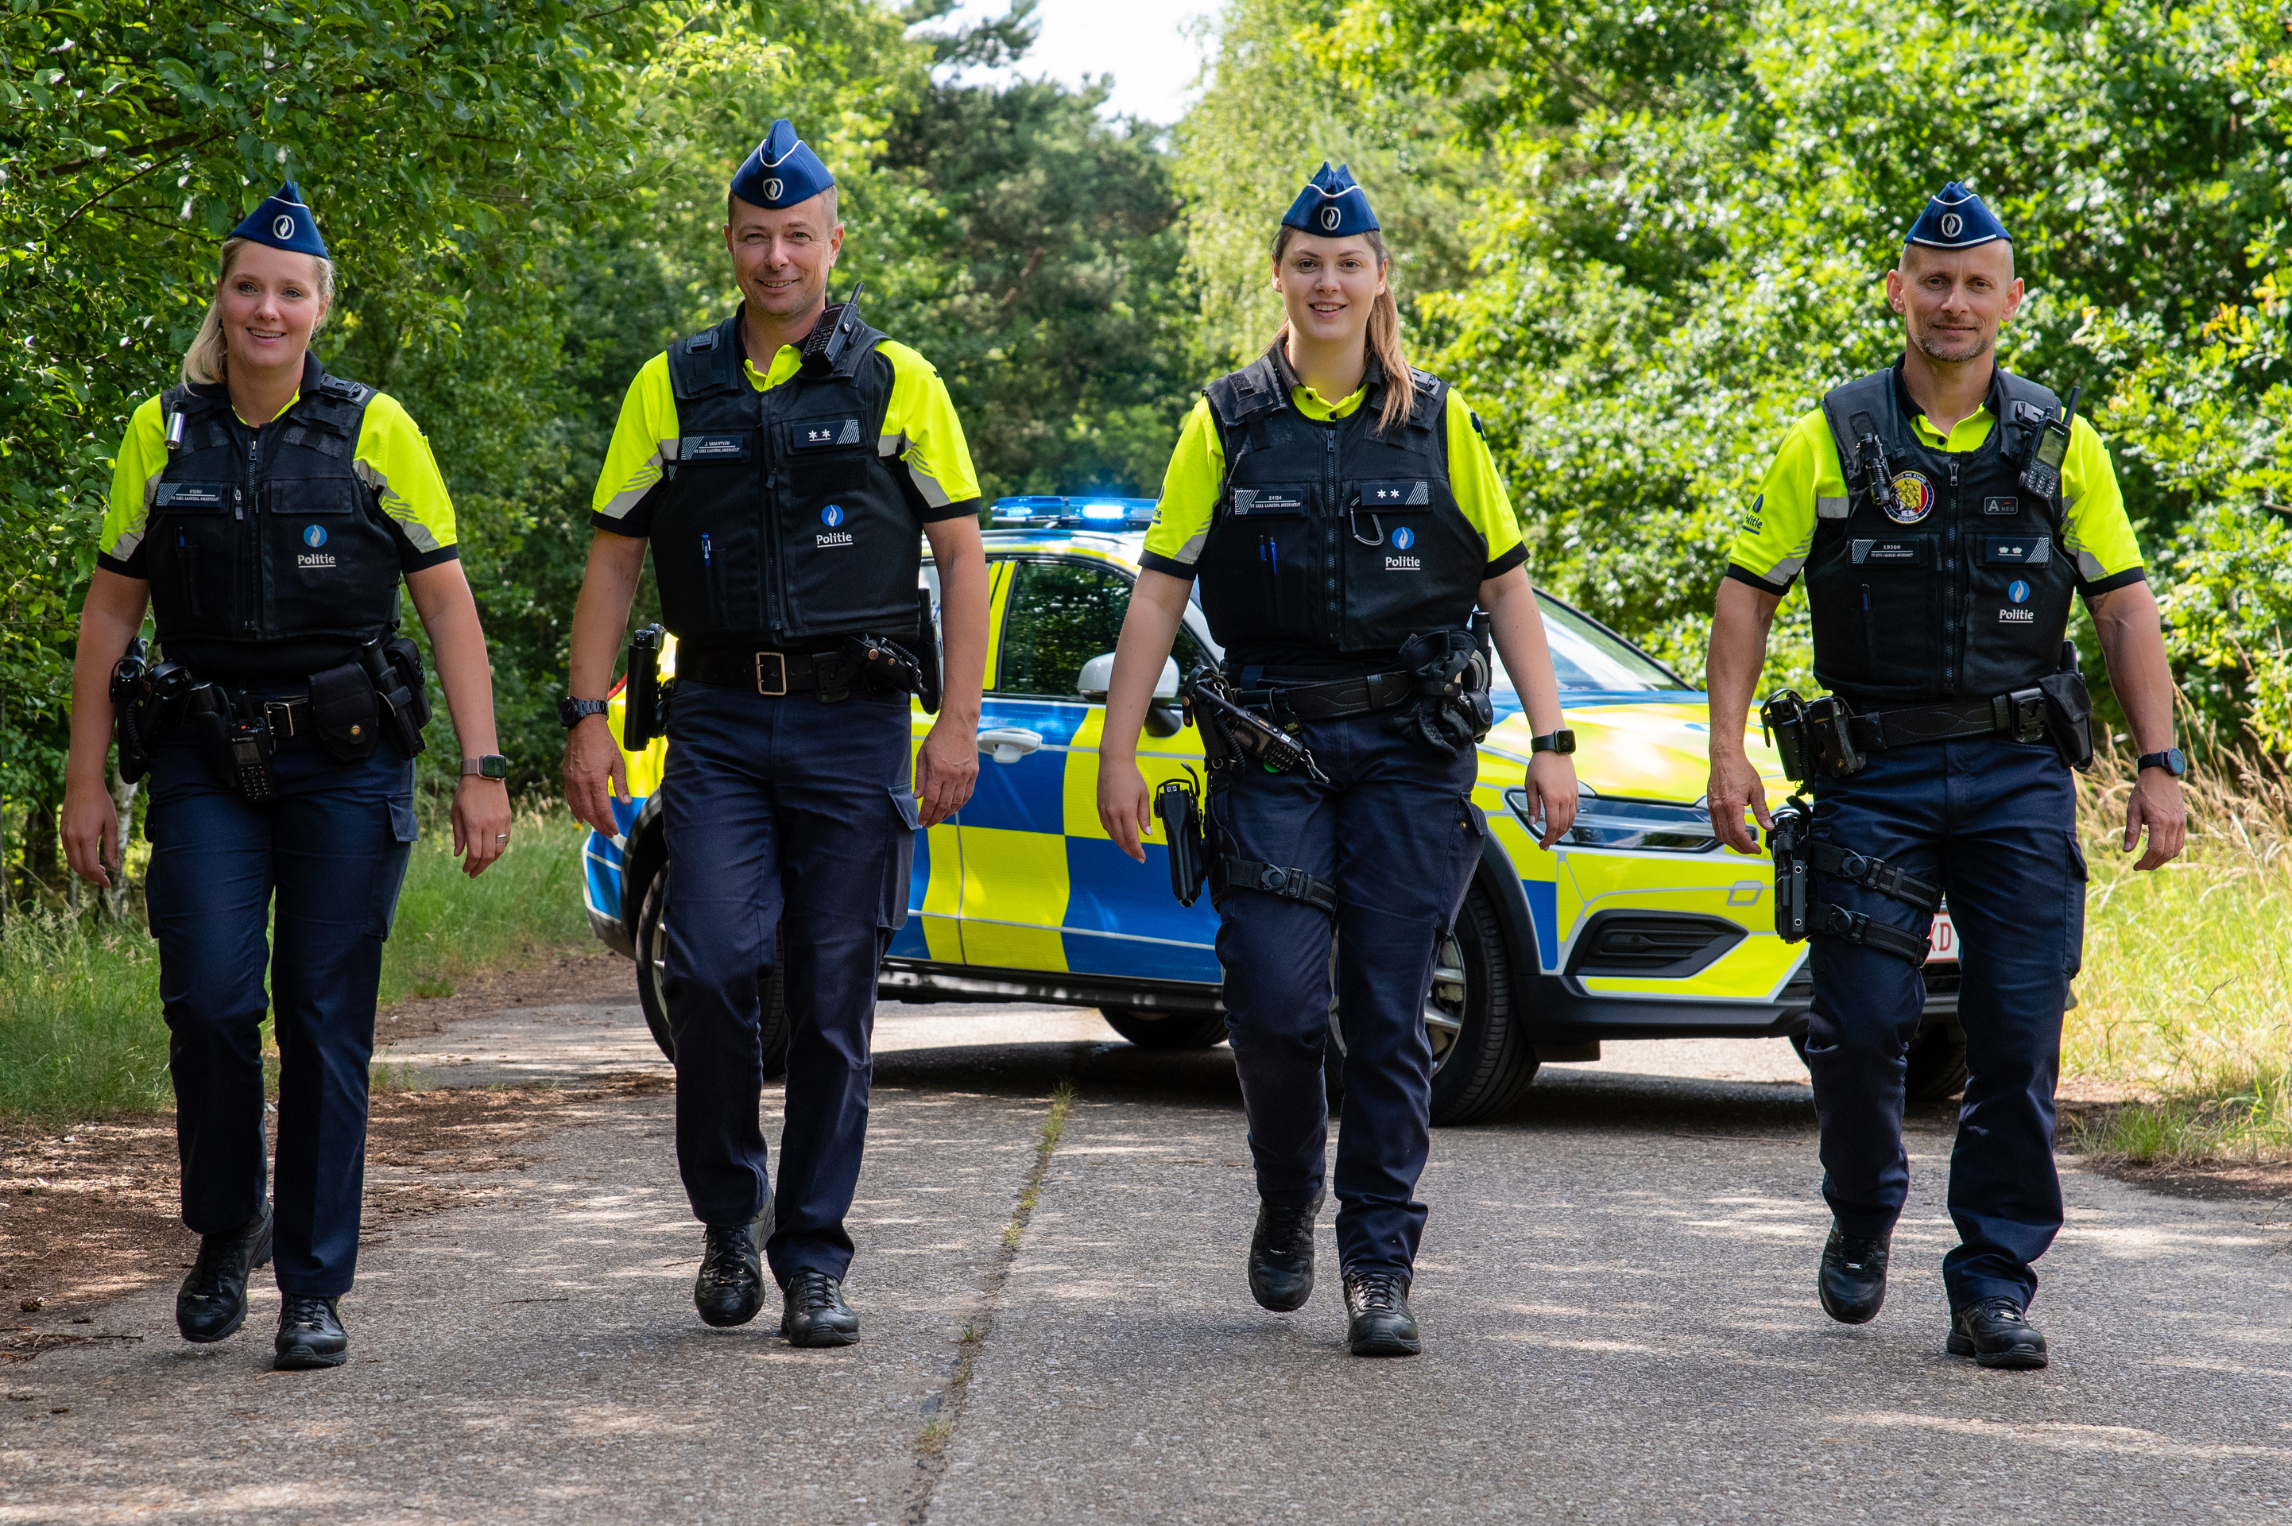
[1495,598,1684,696]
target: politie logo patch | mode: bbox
[820,505,845,528]
[2008,579,2031,603]
[1391,526,1415,551]
[303,524,328,548]
[273,214,297,241]
[816,503,853,549]
[1886,470,1936,524]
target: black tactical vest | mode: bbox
[1806,362,2074,705]
[649,308,920,646]
[1197,353,1481,664]
[147,356,403,675]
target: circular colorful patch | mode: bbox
[1886,470,1935,524]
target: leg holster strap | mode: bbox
[1220,855,1337,915]
[1806,840,1941,912]
[1812,902,1931,964]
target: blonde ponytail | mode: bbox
[180,240,337,386]
[1266,226,1414,434]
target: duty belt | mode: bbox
[676,645,838,696]
[1851,690,2050,751]
[1231,669,1414,724]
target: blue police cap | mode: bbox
[1281,162,1379,238]
[730,119,835,212]
[1904,181,2010,251]
[227,182,329,260]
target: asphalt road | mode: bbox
[4,1000,2287,1524]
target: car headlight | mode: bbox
[1502,787,1720,853]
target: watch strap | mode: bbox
[2136,748,2185,777]
[1530,729,1577,756]
[461,755,508,779]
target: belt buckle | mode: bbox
[263,699,296,738]
[755,652,788,698]
[2006,687,2046,742]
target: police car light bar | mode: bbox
[988,495,1158,528]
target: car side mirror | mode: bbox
[1077,654,1180,702]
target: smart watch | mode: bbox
[1530,729,1577,756]
[461,755,508,780]
[2136,746,2187,779]
[559,697,609,729]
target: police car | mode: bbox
[582,497,1965,1123]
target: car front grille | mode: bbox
[1568,912,1747,978]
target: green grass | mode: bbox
[0,799,594,1125]
[2066,748,2292,1165]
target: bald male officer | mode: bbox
[1706,182,2186,1368]
[562,121,989,1345]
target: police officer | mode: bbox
[1707,182,2188,1368]
[562,121,988,1345]
[59,183,511,1371]
[1096,165,1578,1357]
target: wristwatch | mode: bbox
[1530,729,1577,756]
[559,697,609,729]
[2136,746,2187,778]
[461,755,508,780]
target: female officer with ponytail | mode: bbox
[60,184,510,1372]
[1097,164,1578,1357]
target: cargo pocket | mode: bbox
[2062,829,2088,976]
[880,785,921,931]
[376,795,419,939]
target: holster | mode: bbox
[110,640,152,784]
[2038,663,2094,772]
[1766,792,1938,964]
[623,625,666,749]
[1391,628,1494,756]
[1154,772,1208,907]
[912,586,942,715]
[359,637,428,758]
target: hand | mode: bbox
[562,712,630,835]
[1708,748,1773,855]
[1097,753,1153,863]
[1520,752,1578,850]
[2124,768,2187,871]
[61,774,121,890]
[452,777,513,879]
[914,714,980,828]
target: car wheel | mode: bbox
[1786,1020,1968,1102]
[1101,1008,1229,1049]
[1323,877,1538,1126]
[634,871,791,1079]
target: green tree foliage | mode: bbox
[1195,0,2291,747]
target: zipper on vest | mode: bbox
[762,394,786,635]
[1322,426,1340,644]
[1861,584,1875,671]
[1942,457,1961,694]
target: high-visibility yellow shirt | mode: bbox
[591,334,980,533]
[1140,370,1525,582]
[1726,393,2143,597]
[101,387,457,574]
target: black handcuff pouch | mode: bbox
[1391,628,1493,757]
[308,659,383,764]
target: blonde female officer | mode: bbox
[1096,164,1577,1356]
[60,184,510,1371]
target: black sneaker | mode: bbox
[1948,1297,2049,1369]
[1342,1270,1420,1357]
[176,1205,274,1344]
[274,1294,348,1370]
[1248,1194,1321,1312]
[694,1217,766,1328]
[781,1270,860,1348]
[1817,1225,1891,1325]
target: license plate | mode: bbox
[1927,909,1958,963]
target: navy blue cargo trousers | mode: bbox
[659,681,917,1286]
[1806,731,2085,1310]
[144,723,417,1297]
[1210,712,1484,1276]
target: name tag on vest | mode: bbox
[1982,536,2051,566]
[678,434,752,462]
[789,417,864,450]
[155,481,230,510]
[1849,538,1930,567]
[1230,486,1308,515]
[1357,479,1431,508]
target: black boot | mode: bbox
[273,1294,348,1370]
[781,1269,860,1348]
[694,1218,766,1328]
[1817,1224,1891,1325]
[1248,1194,1321,1312]
[176,1204,274,1344]
[1342,1270,1420,1357]
[1948,1298,2049,1369]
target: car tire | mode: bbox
[1323,877,1539,1126]
[1786,1019,1968,1102]
[634,870,792,1079]
[1100,1008,1230,1049]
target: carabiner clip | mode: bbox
[1349,506,1384,546]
